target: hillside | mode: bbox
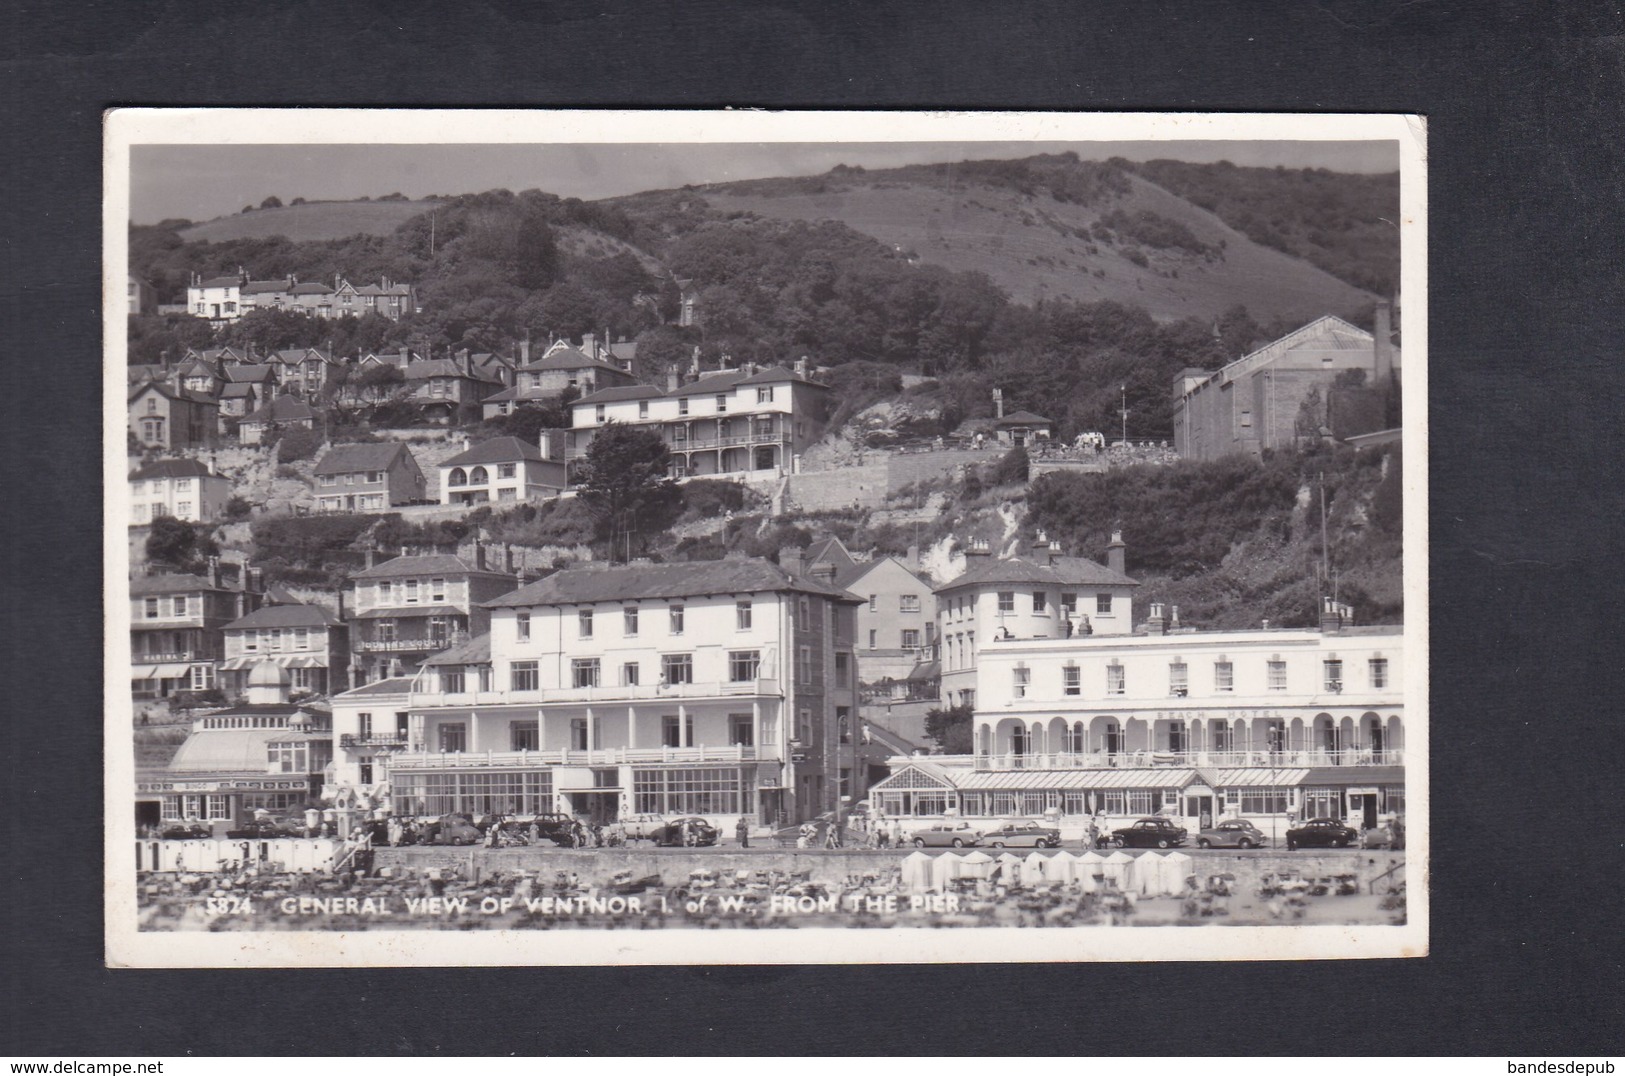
[177,199,442,243]
[693,164,1385,324]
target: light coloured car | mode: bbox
[980,819,1062,849]
[1195,819,1270,849]
[910,822,982,849]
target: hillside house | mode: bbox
[267,347,337,397]
[312,442,426,512]
[130,561,263,700]
[995,410,1055,447]
[219,602,349,698]
[129,458,231,525]
[239,395,317,446]
[567,360,832,480]
[1172,305,1401,462]
[129,381,219,451]
[483,340,637,419]
[346,548,520,685]
[186,271,418,323]
[405,355,505,425]
[437,436,568,506]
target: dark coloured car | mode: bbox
[513,813,580,846]
[1285,818,1359,850]
[1109,817,1188,849]
[981,820,1062,849]
[159,822,212,840]
[1195,819,1270,849]
[649,816,720,847]
[225,818,297,840]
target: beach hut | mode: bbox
[996,852,1026,885]
[1022,852,1049,887]
[1160,852,1195,896]
[960,850,996,880]
[930,852,962,891]
[901,851,934,892]
[1102,850,1134,889]
[1125,851,1161,895]
[1074,851,1105,892]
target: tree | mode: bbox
[145,516,220,570]
[260,195,283,210]
[923,702,975,754]
[574,422,680,561]
[356,363,405,400]
[990,444,1030,485]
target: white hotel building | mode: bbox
[329,558,862,828]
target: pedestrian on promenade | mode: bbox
[736,817,751,848]
[304,805,321,839]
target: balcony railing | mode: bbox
[356,637,453,653]
[390,743,766,770]
[962,747,1405,771]
[407,679,782,707]
[338,733,410,749]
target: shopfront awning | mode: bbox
[1301,765,1406,786]
[1215,768,1311,787]
[221,654,329,671]
[956,768,1198,791]
[131,665,158,679]
[151,663,193,679]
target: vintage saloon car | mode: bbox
[1109,817,1189,848]
[1194,819,1270,849]
[910,822,982,849]
[980,820,1062,849]
[1285,817,1359,849]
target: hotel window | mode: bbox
[1369,656,1389,689]
[428,616,449,645]
[901,628,921,649]
[430,578,446,601]
[510,721,539,751]
[756,387,773,404]
[1096,593,1113,615]
[900,594,920,613]
[661,715,683,748]
[678,397,689,416]
[358,712,373,739]
[729,650,761,683]
[997,591,1015,614]
[735,599,752,630]
[638,400,649,419]
[516,612,530,641]
[1012,665,1030,698]
[1106,663,1125,695]
[404,579,419,603]
[621,662,640,687]
[624,606,639,636]
[669,605,684,635]
[661,654,693,685]
[1168,720,1188,753]
[440,669,464,693]
[1063,664,1081,696]
[1212,720,1233,753]
[1324,658,1344,692]
[1032,591,1047,614]
[510,661,539,691]
[173,595,188,616]
[572,658,601,688]
[144,598,158,618]
[798,646,812,685]
[1169,661,1189,696]
[715,394,727,412]
[729,713,754,746]
[1267,659,1287,691]
[570,718,589,751]
[578,608,594,639]
[1214,660,1234,692]
[438,724,467,753]
[835,652,851,687]
[797,708,812,744]
[868,629,877,650]
[498,463,515,479]
[478,665,493,692]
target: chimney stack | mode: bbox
[963,537,992,560]
[1319,596,1354,634]
[794,356,809,379]
[1373,300,1393,383]
[1046,539,1062,565]
[810,561,837,584]
[779,546,804,577]
[520,331,531,364]
[1105,529,1126,576]
[906,544,920,568]
[473,539,487,571]
[206,555,221,589]
[666,364,682,394]
[1144,602,1170,635]
[364,546,378,570]
[993,387,1005,420]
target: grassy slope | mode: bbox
[178,200,441,242]
[699,173,1377,324]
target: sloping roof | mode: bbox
[934,554,1137,593]
[129,381,216,406]
[243,396,316,424]
[334,676,416,698]
[350,553,510,580]
[242,279,295,294]
[996,410,1053,426]
[485,558,862,608]
[224,603,342,630]
[313,442,410,475]
[129,458,215,481]
[736,365,826,388]
[439,436,544,467]
[803,536,855,572]
[954,768,1198,791]
[224,364,273,382]
[196,276,240,288]
[130,573,228,595]
[219,382,258,399]
[176,359,217,378]
[405,359,501,384]
[167,728,286,774]
[481,386,527,403]
[574,384,665,405]
[289,282,332,295]
[522,345,621,372]
[673,369,749,396]
[423,633,492,666]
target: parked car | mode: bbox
[515,813,579,846]
[1360,824,1398,849]
[1285,818,1359,850]
[980,820,1062,849]
[1195,819,1270,849]
[911,822,982,849]
[649,816,720,847]
[225,818,296,840]
[1110,817,1188,849]
[159,822,211,841]
[614,813,671,843]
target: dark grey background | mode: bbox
[5,0,1622,1057]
